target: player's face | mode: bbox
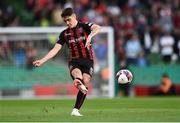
[63,14,77,28]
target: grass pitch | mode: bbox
[0,97,180,122]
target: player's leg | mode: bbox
[83,73,91,88]
[70,59,93,116]
[71,73,92,116]
[70,68,87,116]
[71,68,83,80]
[71,68,88,94]
[74,59,94,111]
[75,73,91,109]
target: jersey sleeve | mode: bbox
[83,22,94,34]
[56,32,66,45]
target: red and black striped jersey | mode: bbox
[57,22,93,61]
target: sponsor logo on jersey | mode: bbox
[69,36,86,43]
[65,33,71,36]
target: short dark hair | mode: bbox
[162,73,168,78]
[61,8,74,18]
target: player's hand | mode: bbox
[85,35,92,50]
[33,60,44,67]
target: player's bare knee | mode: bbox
[83,77,91,87]
[71,68,83,79]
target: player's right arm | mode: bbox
[33,43,62,67]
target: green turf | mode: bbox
[0,97,180,122]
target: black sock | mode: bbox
[74,87,88,110]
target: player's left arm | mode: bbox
[85,24,101,48]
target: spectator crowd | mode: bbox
[1,0,180,68]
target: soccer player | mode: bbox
[33,8,101,116]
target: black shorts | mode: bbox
[68,59,94,79]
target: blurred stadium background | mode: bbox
[0,0,180,98]
[1,0,180,122]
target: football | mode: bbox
[116,69,133,84]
